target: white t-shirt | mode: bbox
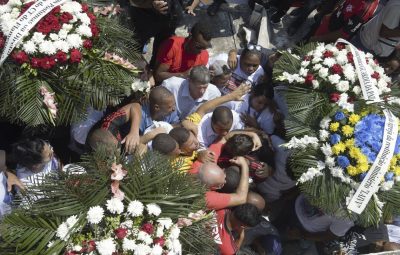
[256,136,296,202]
[226,94,276,135]
[197,110,244,148]
[360,0,400,57]
[0,172,11,219]
[162,77,221,120]
[295,194,354,237]
[70,107,105,145]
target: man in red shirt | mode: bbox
[154,21,212,83]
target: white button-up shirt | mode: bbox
[197,110,244,149]
[162,77,221,120]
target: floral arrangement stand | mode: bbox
[0,0,144,126]
[274,40,400,227]
[0,149,216,254]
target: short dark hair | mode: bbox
[152,134,178,155]
[224,134,254,156]
[232,203,261,227]
[11,138,46,169]
[218,166,240,193]
[241,48,262,60]
[211,106,233,126]
[191,21,212,41]
[149,86,174,106]
[169,127,190,147]
[254,136,275,169]
[252,82,274,100]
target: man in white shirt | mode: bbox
[197,106,244,148]
[162,65,221,120]
[353,0,400,57]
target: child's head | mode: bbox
[169,127,199,155]
[240,46,262,76]
[152,133,180,157]
[211,106,233,137]
[224,134,254,156]
[250,82,274,112]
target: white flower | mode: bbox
[122,239,137,251]
[319,117,331,129]
[321,143,332,156]
[66,33,83,49]
[7,0,22,7]
[58,29,69,39]
[343,64,356,83]
[121,220,134,228]
[87,206,104,224]
[315,44,326,53]
[151,244,163,255]
[312,80,319,89]
[62,24,73,31]
[352,86,361,95]
[319,129,329,141]
[47,241,54,248]
[172,239,182,254]
[53,40,70,53]
[138,231,153,245]
[312,63,322,71]
[73,245,83,251]
[336,80,350,92]
[56,223,69,241]
[106,197,124,214]
[0,16,15,35]
[61,1,82,13]
[22,40,36,54]
[380,181,394,191]
[132,80,150,92]
[169,225,180,240]
[97,238,116,255]
[70,15,78,23]
[146,203,161,216]
[0,5,11,15]
[31,32,46,44]
[301,61,310,67]
[134,244,152,255]
[337,93,354,112]
[323,57,336,67]
[39,40,56,55]
[298,167,323,183]
[77,12,91,24]
[49,33,59,41]
[156,226,164,237]
[328,74,341,84]
[377,79,390,93]
[76,24,92,37]
[158,217,173,230]
[66,215,78,228]
[299,68,308,77]
[285,136,319,149]
[312,57,323,64]
[336,52,348,65]
[127,200,144,216]
[10,8,19,19]
[325,156,335,167]
[318,67,329,79]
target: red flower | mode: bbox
[36,21,52,34]
[330,93,341,102]
[141,222,154,234]
[20,2,34,15]
[55,51,68,63]
[114,227,128,239]
[12,51,29,64]
[51,6,61,14]
[83,39,93,49]
[31,57,41,68]
[0,34,5,49]
[90,24,99,37]
[70,49,82,63]
[87,13,97,22]
[347,52,354,63]
[60,12,73,23]
[371,71,380,79]
[40,57,56,69]
[304,55,312,61]
[305,73,314,85]
[81,3,89,12]
[336,43,345,50]
[153,237,165,247]
[331,64,343,75]
[323,50,334,58]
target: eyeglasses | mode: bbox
[247,44,262,51]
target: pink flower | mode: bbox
[323,51,334,58]
[330,93,341,103]
[176,218,193,227]
[114,227,128,239]
[111,181,125,200]
[111,163,127,181]
[331,64,343,75]
[305,73,314,85]
[371,71,380,79]
[153,237,165,246]
[188,210,206,220]
[141,222,154,234]
[40,86,57,117]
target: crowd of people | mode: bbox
[1,0,400,254]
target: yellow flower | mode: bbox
[390,157,398,169]
[394,166,400,176]
[357,162,369,172]
[342,125,354,137]
[360,110,369,117]
[330,122,340,132]
[349,147,362,158]
[349,114,361,125]
[347,165,358,176]
[357,155,369,165]
[345,139,355,147]
[332,142,346,155]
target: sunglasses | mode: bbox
[247,44,262,51]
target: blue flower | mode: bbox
[337,155,350,168]
[385,172,394,181]
[330,134,341,145]
[334,111,346,121]
[394,136,400,155]
[359,172,367,181]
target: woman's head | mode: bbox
[240,47,262,76]
[11,138,54,172]
[250,82,274,112]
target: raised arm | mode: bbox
[121,103,142,153]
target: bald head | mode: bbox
[198,162,226,188]
[149,86,174,106]
[211,106,233,126]
[87,128,118,152]
[246,192,266,212]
